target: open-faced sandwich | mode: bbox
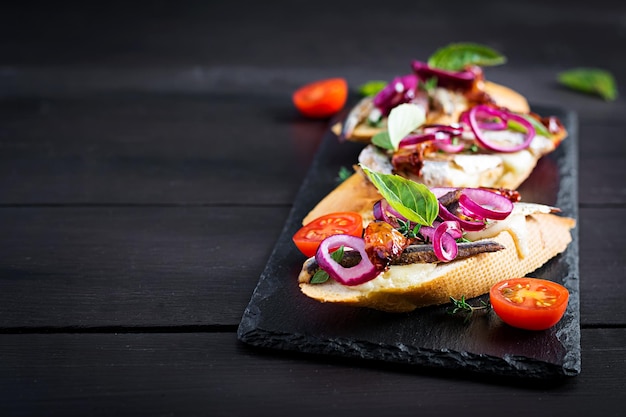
[292,43,575,315]
[295,166,575,313]
[334,43,568,191]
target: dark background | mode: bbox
[1,1,625,416]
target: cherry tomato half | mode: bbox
[292,212,363,257]
[490,277,569,331]
[292,78,348,119]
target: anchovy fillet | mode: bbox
[302,240,505,277]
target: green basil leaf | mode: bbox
[310,246,344,285]
[331,245,345,262]
[358,80,387,97]
[557,68,618,101]
[310,270,330,284]
[428,42,506,72]
[361,165,438,226]
[337,166,353,182]
[371,131,393,150]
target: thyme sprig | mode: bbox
[397,218,421,239]
[448,295,491,321]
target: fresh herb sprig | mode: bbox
[337,166,353,183]
[397,219,421,239]
[448,295,491,321]
[310,246,345,284]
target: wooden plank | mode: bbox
[0,1,624,75]
[0,329,624,417]
[0,93,328,205]
[0,206,289,328]
[1,93,625,206]
[0,206,622,328]
[579,123,626,206]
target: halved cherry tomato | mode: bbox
[292,212,363,257]
[490,277,569,331]
[292,78,348,119]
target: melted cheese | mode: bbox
[354,262,438,293]
[464,202,555,259]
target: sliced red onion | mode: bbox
[437,202,486,232]
[433,131,465,153]
[315,235,380,286]
[466,105,536,152]
[432,221,461,262]
[373,199,410,223]
[373,74,419,116]
[398,132,436,148]
[458,188,513,220]
[460,109,506,131]
[399,126,465,153]
[411,60,477,91]
[423,124,464,136]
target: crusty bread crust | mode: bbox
[299,212,575,312]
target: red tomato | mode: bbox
[490,278,569,331]
[292,212,363,257]
[292,78,348,119]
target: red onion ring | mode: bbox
[373,74,419,116]
[423,124,464,136]
[315,235,381,286]
[399,126,465,153]
[411,60,477,91]
[458,188,513,220]
[433,131,465,153]
[432,221,461,262]
[398,133,436,148]
[460,109,507,131]
[437,202,486,232]
[466,105,536,152]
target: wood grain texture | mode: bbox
[0,206,289,328]
[0,330,624,417]
[0,0,625,415]
[0,93,326,205]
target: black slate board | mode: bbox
[238,105,580,379]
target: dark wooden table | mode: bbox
[1,1,625,415]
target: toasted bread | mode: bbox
[299,212,575,312]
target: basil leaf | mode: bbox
[428,43,506,72]
[337,166,353,182]
[359,80,387,97]
[361,165,438,226]
[557,68,618,101]
[310,270,329,284]
[371,131,393,150]
[310,246,344,285]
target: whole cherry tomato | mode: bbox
[292,78,348,119]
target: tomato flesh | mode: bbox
[292,78,348,119]
[489,278,569,331]
[292,212,363,257]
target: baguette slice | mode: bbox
[299,212,575,312]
